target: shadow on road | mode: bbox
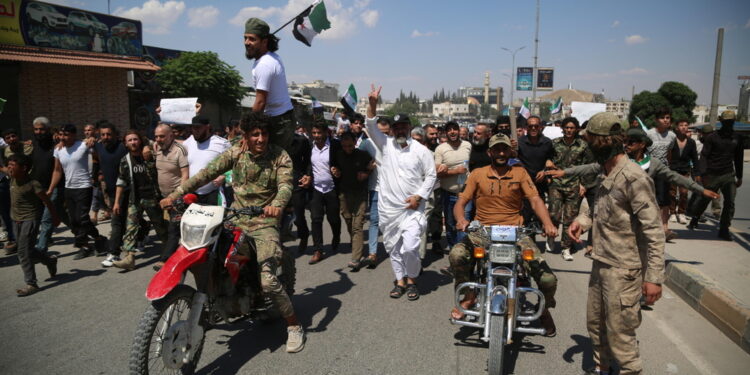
[42,268,106,290]
[416,270,452,296]
[196,319,286,375]
[562,334,595,372]
[293,268,354,333]
[0,254,19,268]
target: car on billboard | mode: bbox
[67,11,108,36]
[25,1,68,30]
[111,21,138,38]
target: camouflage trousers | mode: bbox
[122,199,168,253]
[587,261,643,374]
[548,186,582,249]
[269,110,296,152]
[448,230,557,308]
[236,226,294,318]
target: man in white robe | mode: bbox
[364,85,436,300]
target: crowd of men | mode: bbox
[0,16,744,372]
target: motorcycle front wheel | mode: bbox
[129,284,204,375]
[488,314,506,375]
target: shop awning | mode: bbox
[0,44,159,71]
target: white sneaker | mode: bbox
[0,231,7,242]
[676,214,685,224]
[286,325,305,353]
[545,237,555,253]
[101,254,120,267]
[561,248,573,261]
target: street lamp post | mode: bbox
[501,46,525,111]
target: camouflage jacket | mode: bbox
[549,137,594,190]
[169,144,293,233]
[116,153,161,204]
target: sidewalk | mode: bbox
[666,215,750,353]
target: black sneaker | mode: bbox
[718,228,733,241]
[73,247,92,260]
[94,236,108,256]
[687,217,699,230]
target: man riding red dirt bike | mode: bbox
[128,112,305,375]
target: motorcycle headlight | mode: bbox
[489,244,516,264]
[181,223,206,249]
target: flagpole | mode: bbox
[271,5,313,35]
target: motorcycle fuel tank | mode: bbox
[146,246,208,301]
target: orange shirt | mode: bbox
[459,165,538,226]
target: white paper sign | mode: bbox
[570,101,607,125]
[159,97,198,125]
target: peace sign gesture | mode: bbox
[368,84,382,118]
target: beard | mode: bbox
[491,157,508,167]
[498,128,511,136]
[396,136,408,144]
[34,132,53,148]
[472,138,487,146]
[591,143,622,164]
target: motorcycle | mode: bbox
[450,221,547,375]
[128,194,296,375]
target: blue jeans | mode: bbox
[368,190,379,255]
[36,187,62,252]
[443,191,467,247]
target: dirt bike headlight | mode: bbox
[181,223,207,250]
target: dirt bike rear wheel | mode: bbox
[129,284,204,375]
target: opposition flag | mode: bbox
[293,0,331,47]
[635,115,648,131]
[550,96,563,114]
[340,84,358,115]
[519,98,531,119]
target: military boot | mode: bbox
[112,251,136,271]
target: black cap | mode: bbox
[191,116,210,126]
[392,113,411,125]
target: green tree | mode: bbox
[157,51,244,108]
[629,90,671,128]
[539,101,552,121]
[657,81,697,123]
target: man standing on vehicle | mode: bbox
[568,112,665,375]
[244,18,296,151]
[447,133,559,335]
[161,112,305,353]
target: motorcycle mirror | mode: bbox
[183,193,198,205]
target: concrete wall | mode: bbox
[18,62,130,138]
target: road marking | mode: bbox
[650,312,720,375]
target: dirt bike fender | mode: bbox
[146,246,208,301]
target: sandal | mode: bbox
[406,283,420,301]
[390,284,406,299]
[365,255,377,269]
[348,260,362,272]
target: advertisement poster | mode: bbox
[537,68,554,91]
[516,67,533,91]
[0,0,142,56]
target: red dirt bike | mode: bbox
[128,194,295,374]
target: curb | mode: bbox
[665,254,750,353]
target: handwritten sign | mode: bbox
[159,97,198,125]
[571,101,607,125]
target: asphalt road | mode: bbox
[0,215,748,374]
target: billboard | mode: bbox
[537,68,554,91]
[0,0,143,56]
[516,67,533,91]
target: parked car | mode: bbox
[25,1,68,29]
[111,21,138,38]
[67,11,107,36]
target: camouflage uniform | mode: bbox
[449,229,557,308]
[169,144,295,318]
[548,137,593,249]
[116,154,168,252]
[576,112,665,375]
[269,111,297,153]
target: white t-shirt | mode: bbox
[647,128,676,165]
[53,140,92,189]
[183,135,231,194]
[252,52,294,117]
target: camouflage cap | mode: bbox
[720,110,736,120]
[586,112,623,136]
[488,134,512,148]
[245,18,270,37]
[701,124,714,134]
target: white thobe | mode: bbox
[365,117,437,279]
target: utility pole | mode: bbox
[108,0,111,14]
[708,28,724,126]
[501,46,525,111]
[531,0,540,114]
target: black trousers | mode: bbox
[159,211,181,262]
[291,188,310,240]
[64,187,100,248]
[310,189,340,253]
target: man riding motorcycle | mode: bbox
[159,112,305,353]
[447,134,559,336]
